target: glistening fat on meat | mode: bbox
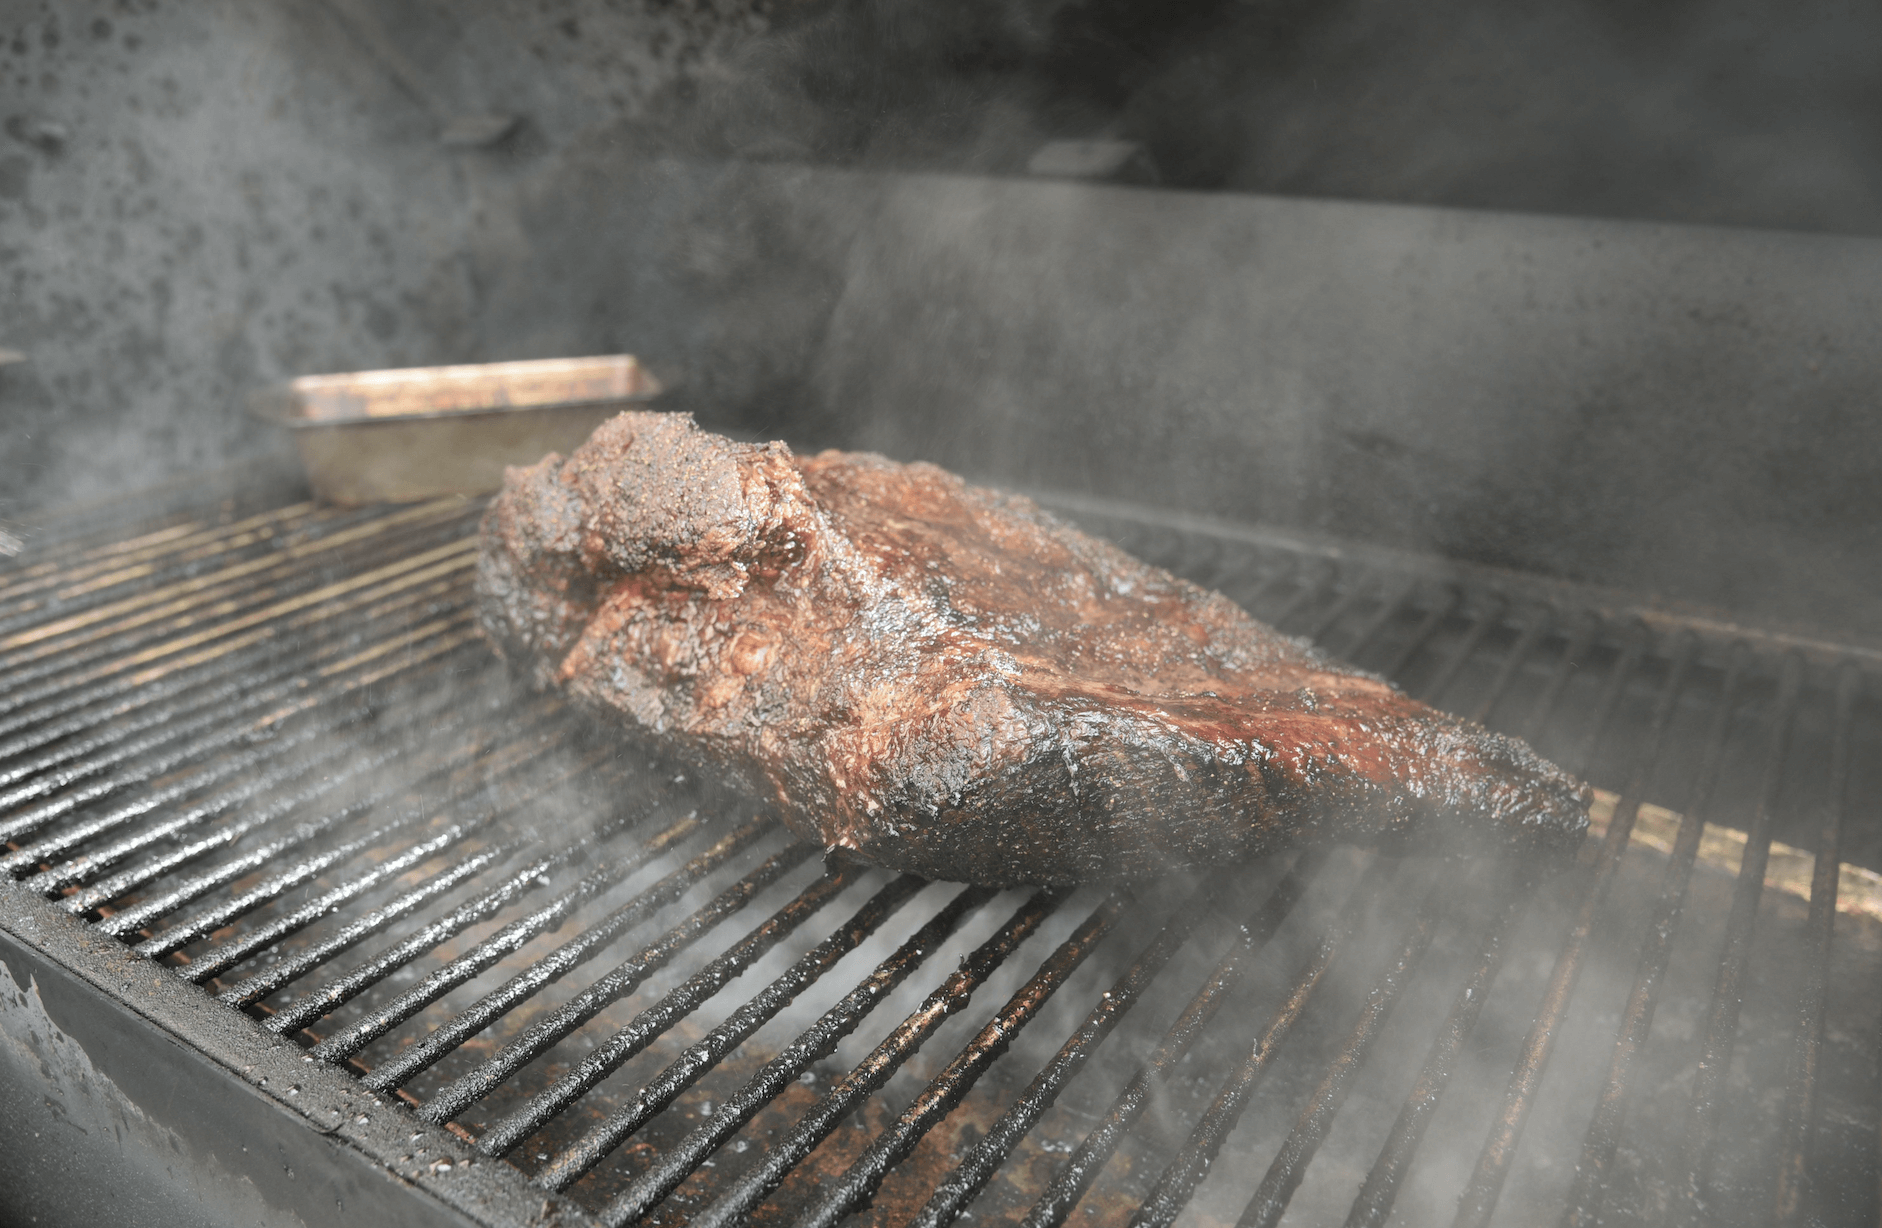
[475,412,1590,885]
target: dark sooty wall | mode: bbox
[2,0,1879,638]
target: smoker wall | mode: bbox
[3,1,1878,639]
[0,0,771,513]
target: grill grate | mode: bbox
[1,486,1878,1228]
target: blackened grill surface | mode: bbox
[475,412,1589,884]
[0,478,1879,1228]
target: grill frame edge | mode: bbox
[0,876,599,1228]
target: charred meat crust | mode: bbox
[476,411,1591,885]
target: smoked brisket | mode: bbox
[476,412,1590,884]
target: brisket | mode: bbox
[475,411,1590,884]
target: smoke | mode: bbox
[626,0,1882,232]
[8,0,1881,528]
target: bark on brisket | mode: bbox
[476,411,1590,884]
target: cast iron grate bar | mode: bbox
[251,765,664,1036]
[521,872,935,1184]
[1345,869,1534,1228]
[594,883,1004,1223]
[907,871,1227,1228]
[463,859,875,1152]
[1451,629,1700,1226]
[681,885,1078,1228]
[1555,645,1754,1228]
[69,698,560,920]
[1670,654,1806,1225]
[397,831,809,1110]
[1340,616,1651,1228]
[0,534,474,746]
[307,813,716,1063]
[1236,874,1452,1228]
[0,542,474,780]
[1124,855,1401,1228]
[1015,849,1328,1228]
[789,890,1134,1228]
[112,717,569,950]
[1773,663,1862,1224]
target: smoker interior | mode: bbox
[1,474,1876,1228]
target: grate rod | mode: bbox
[0,500,321,602]
[1264,562,1336,630]
[911,874,1228,1228]
[0,500,212,571]
[79,789,392,919]
[0,515,472,715]
[0,555,468,770]
[1670,653,1806,1225]
[1380,586,1461,679]
[0,538,471,740]
[26,678,505,897]
[25,723,400,895]
[1345,867,1533,1228]
[1334,578,1418,661]
[307,813,705,1062]
[1772,663,1861,1225]
[0,513,469,720]
[0,505,327,627]
[0,616,478,854]
[1520,610,1600,744]
[1217,556,1299,615]
[1468,606,1554,725]
[1123,857,1399,1228]
[407,831,806,1115]
[178,820,509,984]
[7,687,387,871]
[1552,644,1753,1228]
[528,872,930,1186]
[1419,596,1510,704]
[67,700,551,918]
[29,503,325,601]
[471,860,865,1157]
[591,883,1000,1226]
[0,631,419,816]
[1142,526,1221,588]
[0,508,241,600]
[0,502,326,629]
[0,500,465,662]
[257,762,671,1037]
[133,782,498,961]
[1450,630,1700,1228]
[0,632,359,790]
[1018,850,1330,1228]
[216,836,531,1006]
[685,886,1076,1228]
[1302,583,1371,644]
[792,891,1131,1228]
[101,720,558,941]
[1566,621,1647,778]
[1238,878,1450,1228]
